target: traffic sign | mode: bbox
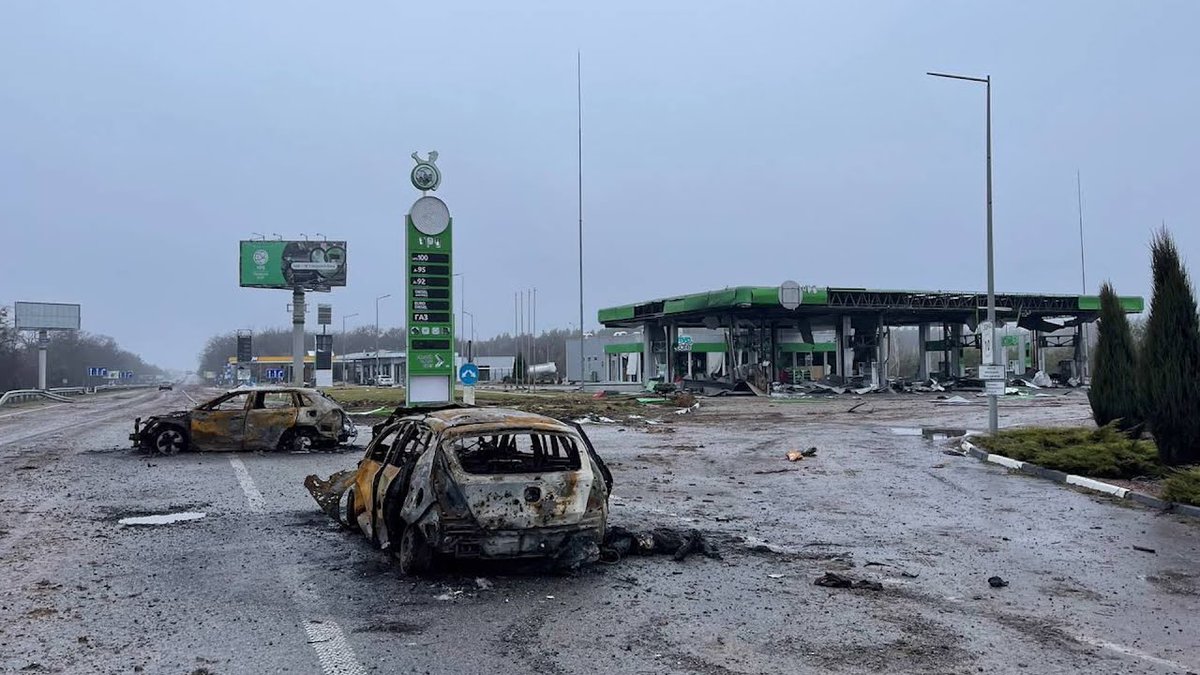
[459,363,479,386]
[979,365,1006,381]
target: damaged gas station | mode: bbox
[579,284,1144,393]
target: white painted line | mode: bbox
[228,457,265,513]
[0,403,70,419]
[1066,475,1129,498]
[1075,634,1195,672]
[304,620,367,675]
[986,454,1024,470]
[182,389,198,405]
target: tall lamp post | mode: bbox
[454,273,465,359]
[375,294,391,384]
[341,312,359,383]
[462,310,476,360]
[928,70,998,433]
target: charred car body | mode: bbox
[132,387,356,454]
[306,407,613,574]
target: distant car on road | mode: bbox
[306,407,612,575]
[131,387,356,454]
[375,376,395,387]
[158,383,174,391]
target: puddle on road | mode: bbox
[118,512,207,526]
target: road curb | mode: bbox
[958,438,1199,520]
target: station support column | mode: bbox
[642,322,654,384]
[917,324,930,380]
[292,288,306,386]
[37,330,48,390]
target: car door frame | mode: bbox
[189,391,253,451]
[353,421,407,540]
[373,423,433,551]
[243,390,301,451]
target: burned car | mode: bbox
[306,407,613,574]
[131,387,356,454]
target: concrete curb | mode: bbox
[958,438,1199,520]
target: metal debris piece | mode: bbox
[988,576,1009,588]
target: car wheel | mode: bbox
[397,525,434,576]
[279,428,316,453]
[344,488,361,533]
[153,426,187,455]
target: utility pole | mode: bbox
[341,312,359,383]
[928,70,998,433]
[375,294,391,384]
[1077,169,1090,382]
[577,51,586,389]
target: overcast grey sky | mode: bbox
[2,1,1197,370]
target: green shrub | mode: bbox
[1162,468,1200,507]
[972,425,1162,479]
[1088,282,1141,432]
[1138,228,1200,465]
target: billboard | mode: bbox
[239,241,347,291]
[15,302,81,331]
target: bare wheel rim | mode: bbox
[155,429,184,455]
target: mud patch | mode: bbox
[1146,570,1198,596]
[352,621,424,635]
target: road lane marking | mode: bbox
[304,621,368,675]
[229,458,367,675]
[0,403,70,420]
[1074,634,1195,672]
[228,457,265,513]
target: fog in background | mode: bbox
[2,1,1197,370]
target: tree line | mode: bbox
[1089,227,1200,465]
[0,306,166,390]
[196,325,582,378]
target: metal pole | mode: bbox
[37,330,48,390]
[532,287,537,391]
[1077,169,1089,381]
[375,294,390,384]
[292,288,305,386]
[985,76,998,433]
[577,51,585,388]
[341,312,358,384]
[928,70,998,433]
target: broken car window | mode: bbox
[255,392,295,410]
[450,432,582,474]
[368,424,403,462]
[210,392,249,411]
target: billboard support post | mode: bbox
[292,288,305,386]
[37,330,49,390]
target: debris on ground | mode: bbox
[786,451,805,462]
[1132,545,1157,554]
[474,578,493,591]
[602,526,720,562]
[988,576,1009,588]
[814,572,882,590]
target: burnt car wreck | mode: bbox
[132,387,356,454]
[306,406,613,574]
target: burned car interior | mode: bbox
[452,432,583,474]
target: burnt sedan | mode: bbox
[131,387,356,454]
[306,407,613,574]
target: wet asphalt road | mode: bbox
[0,387,1197,674]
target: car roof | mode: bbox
[394,407,576,434]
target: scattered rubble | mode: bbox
[814,572,882,591]
[987,576,1009,588]
[602,526,720,562]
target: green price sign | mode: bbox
[405,195,454,404]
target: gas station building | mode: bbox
[587,285,1144,391]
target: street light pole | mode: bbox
[928,70,998,433]
[454,273,465,360]
[375,294,391,384]
[341,312,359,384]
